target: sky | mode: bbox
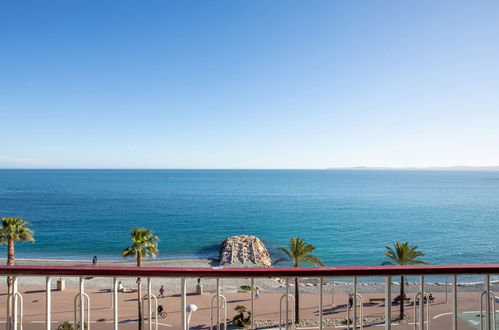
[1,1,498,169]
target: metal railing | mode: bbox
[346,292,363,330]
[1,264,499,330]
[210,278,227,330]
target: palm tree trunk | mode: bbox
[400,275,404,321]
[7,238,14,330]
[294,277,299,324]
[137,255,143,330]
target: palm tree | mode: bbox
[383,242,428,321]
[122,228,159,330]
[278,237,324,323]
[0,217,35,328]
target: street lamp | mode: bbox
[186,304,198,329]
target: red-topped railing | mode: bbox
[1,263,499,277]
[1,264,499,330]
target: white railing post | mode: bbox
[485,275,490,330]
[142,293,158,330]
[210,287,227,330]
[452,275,457,330]
[12,277,24,330]
[319,277,323,330]
[250,278,255,330]
[216,278,220,330]
[113,278,119,330]
[279,293,295,330]
[148,278,153,330]
[353,277,357,329]
[181,278,187,330]
[331,279,335,306]
[385,276,391,330]
[74,281,91,330]
[419,276,424,330]
[285,278,289,330]
[46,277,51,330]
[445,277,448,303]
[12,277,18,330]
[79,277,84,329]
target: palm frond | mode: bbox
[383,241,428,266]
[277,236,324,268]
[123,227,160,262]
[0,217,35,244]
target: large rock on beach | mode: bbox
[219,235,272,267]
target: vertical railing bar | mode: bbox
[12,293,23,330]
[491,291,497,330]
[113,278,118,330]
[79,277,84,330]
[18,294,23,330]
[46,276,51,330]
[481,290,485,330]
[357,293,364,330]
[485,275,490,330]
[353,277,357,329]
[83,293,90,330]
[452,275,457,330]
[210,294,214,330]
[12,277,18,330]
[223,293,227,330]
[73,294,78,325]
[426,293,430,330]
[385,276,391,330]
[419,276,424,330]
[147,278,152,330]
[250,278,255,330]
[319,277,323,330]
[331,278,335,307]
[181,277,187,330]
[414,292,420,330]
[285,278,289,330]
[216,278,220,330]
[347,294,351,330]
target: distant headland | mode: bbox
[327,166,499,171]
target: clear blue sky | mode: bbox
[1,1,498,169]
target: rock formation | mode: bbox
[219,235,272,267]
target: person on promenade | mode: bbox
[92,256,97,266]
[159,285,165,298]
[118,281,125,292]
[255,287,260,299]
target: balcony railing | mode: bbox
[1,264,499,330]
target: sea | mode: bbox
[1,169,499,271]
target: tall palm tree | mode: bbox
[0,217,35,329]
[122,228,159,330]
[278,237,324,323]
[383,241,428,321]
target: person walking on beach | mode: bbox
[92,256,97,266]
[255,287,260,299]
[159,285,164,298]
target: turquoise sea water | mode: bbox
[1,169,499,267]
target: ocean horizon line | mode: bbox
[1,166,499,171]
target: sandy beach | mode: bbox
[0,258,493,329]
